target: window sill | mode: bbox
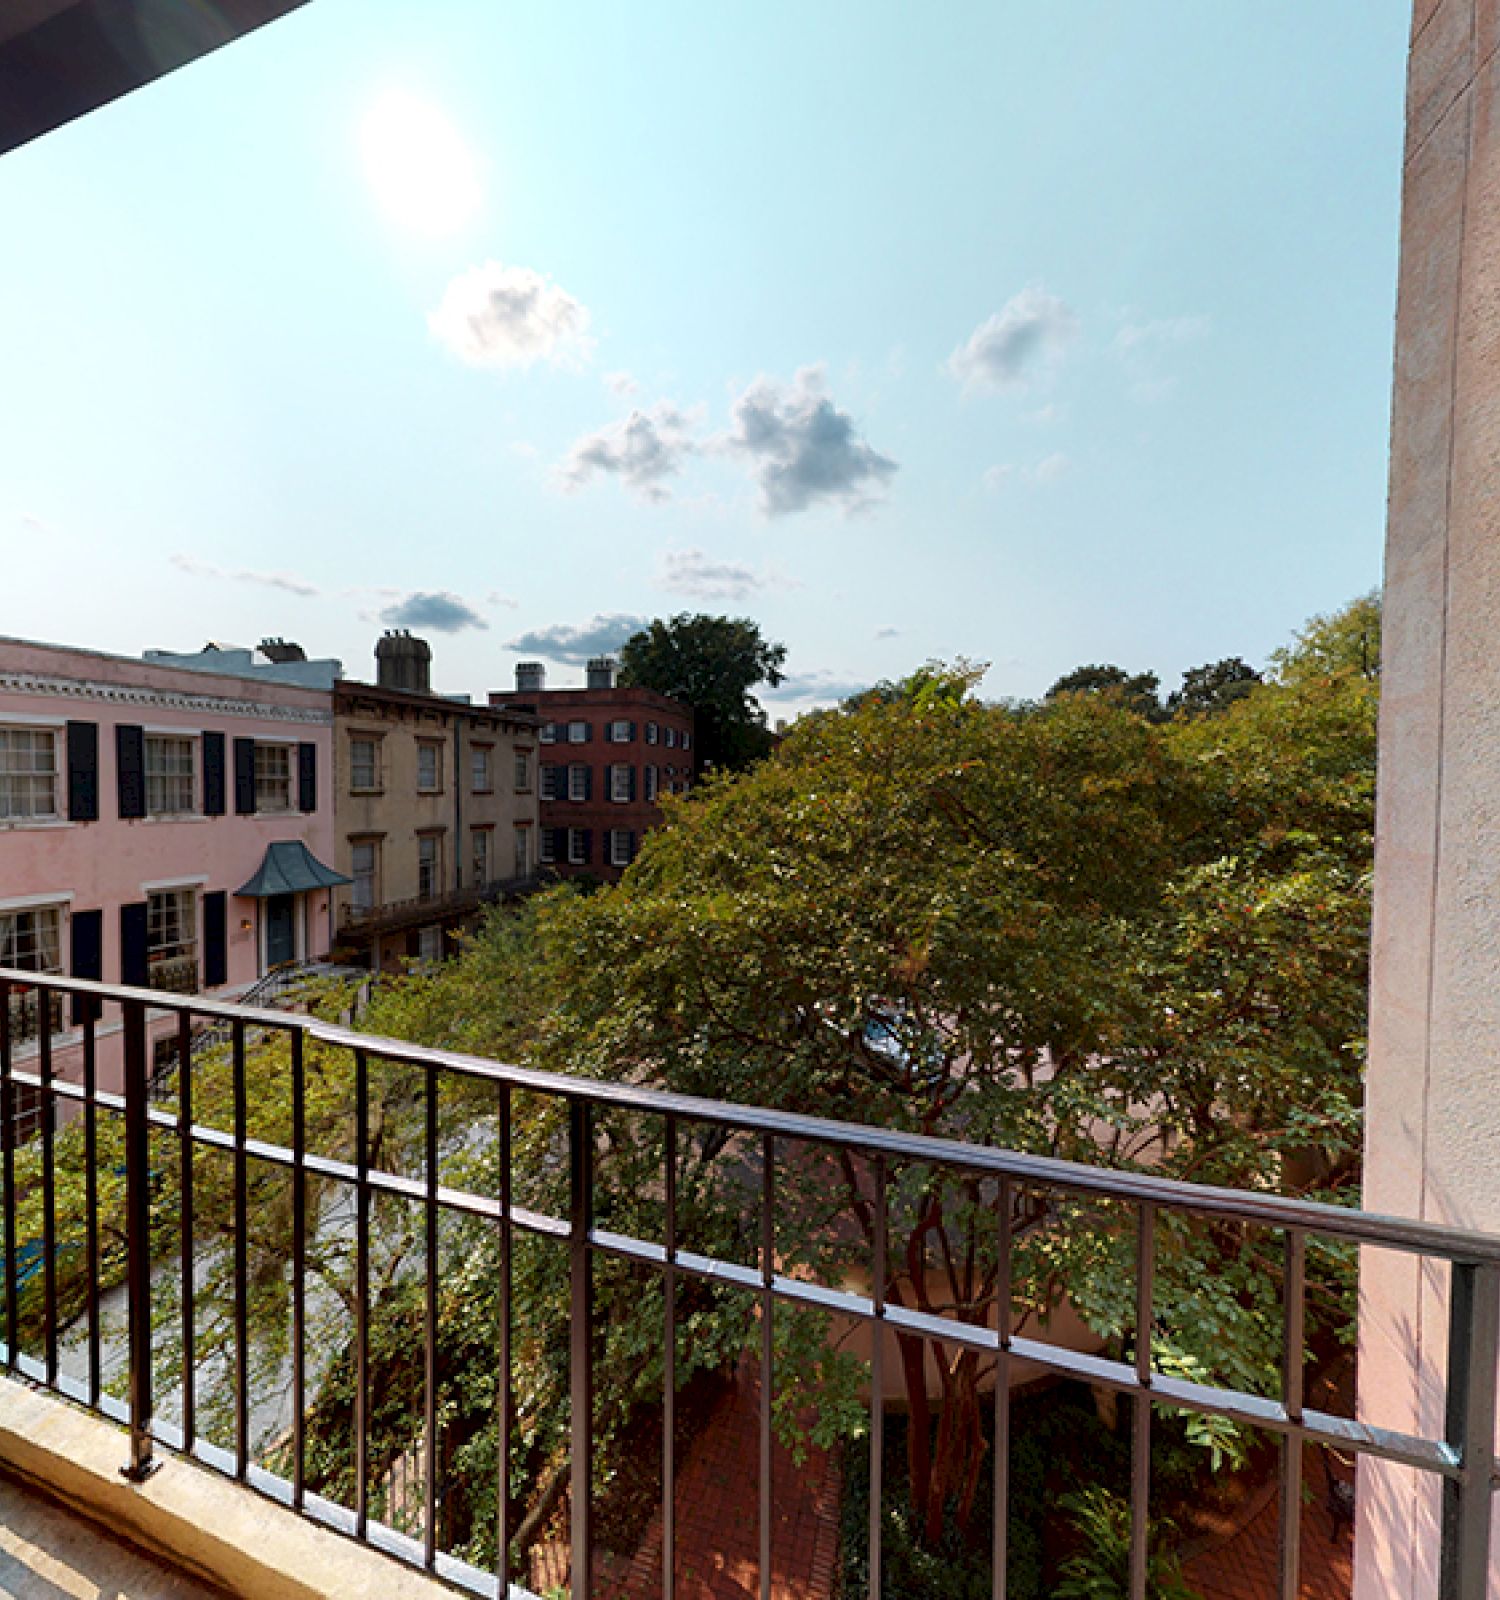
[349,786,384,798]
[142,812,207,824]
[0,817,70,831]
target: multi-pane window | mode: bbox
[568,829,587,865]
[417,925,443,965]
[472,745,493,793]
[609,829,633,868]
[539,829,556,865]
[610,764,631,803]
[418,834,442,900]
[646,722,659,746]
[351,840,379,914]
[665,727,678,748]
[472,826,490,887]
[541,764,561,801]
[514,825,530,876]
[148,888,198,994]
[145,734,196,816]
[0,906,63,1042]
[254,744,293,812]
[350,737,380,792]
[645,765,659,802]
[514,752,531,793]
[417,742,443,793]
[567,721,589,744]
[540,722,558,744]
[607,720,632,743]
[0,727,58,820]
[567,764,588,802]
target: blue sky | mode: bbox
[0,1,1409,713]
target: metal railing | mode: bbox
[339,874,539,938]
[0,965,1497,1599]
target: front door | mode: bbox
[266,894,296,969]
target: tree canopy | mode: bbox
[618,613,787,770]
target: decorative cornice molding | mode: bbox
[0,671,332,727]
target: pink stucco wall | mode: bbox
[0,636,336,1091]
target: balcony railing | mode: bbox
[339,874,538,940]
[0,965,1497,1599]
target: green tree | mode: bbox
[1270,591,1380,686]
[1046,663,1165,721]
[1165,656,1261,718]
[618,613,787,770]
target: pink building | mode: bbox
[0,636,342,1098]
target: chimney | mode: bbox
[259,637,307,664]
[516,662,546,693]
[586,656,616,691]
[375,629,432,695]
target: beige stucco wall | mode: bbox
[1359,3,1500,1593]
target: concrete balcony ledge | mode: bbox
[0,1374,488,1600]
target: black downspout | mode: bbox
[454,716,463,890]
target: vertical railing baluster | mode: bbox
[1,982,14,1370]
[663,1114,678,1600]
[1129,1202,1155,1600]
[355,1047,370,1538]
[83,999,100,1406]
[1277,1228,1305,1599]
[760,1133,774,1600]
[497,1083,513,1593]
[122,998,156,1480]
[424,1058,440,1569]
[992,1177,1014,1600]
[39,995,56,1385]
[569,1098,595,1600]
[1439,1260,1500,1600]
[178,1011,195,1447]
[869,1155,886,1600]
[232,1019,249,1478]
[291,1029,306,1510]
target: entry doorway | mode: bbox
[266,894,297,968]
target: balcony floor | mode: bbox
[0,1471,219,1598]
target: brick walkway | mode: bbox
[1184,1475,1353,1600]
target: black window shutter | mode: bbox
[116,725,145,819]
[297,742,317,813]
[547,827,563,862]
[627,831,637,863]
[66,721,99,821]
[70,908,103,1023]
[583,766,593,802]
[202,732,226,816]
[583,722,593,742]
[580,828,592,865]
[627,765,638,802]
[629,722,637,740]
[202,891,228,988]
[234,738,257,815]
[120,902,149,988]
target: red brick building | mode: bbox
[488,659,694,881]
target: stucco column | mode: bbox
[1360,2,1500,1594]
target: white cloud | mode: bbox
[721,365,898,517]
[947,288,1079,392]
[1113,313,1210,353]
[1034,452,1070,484]
[655,547,791,603]
[984,453,1070,492]
[561,402,701,503]
[429,262,592,369]
[171,554,319,597]
[485,589,520,610]
[1113,313,1209,403]
[771,669,873,706]
[605,370,640,397]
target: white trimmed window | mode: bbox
[514,825,531,876]
[568,828,587,865]
[349,736,380,793]
[665,726,678,748]
[645,765,659,802]
[148,888,198,994]
[254,744,293,813]
[0,727,58,820]
[539,829,557,865]
[609,829,633,868]
[541,764,562,801]
[567,721,589,744]
[351,840,379,914]
[607,720,632,743]
[417,925,443,965]
[568,763,588,802]
[417,741,443,793]
[539,722,558,744]
[513,751,531,793]
[610,764,631,803]
[472,745,493,794]
[0,904,64,1042]
[418,834,442,899]
[145,734,196,816]
[646,722,659,746]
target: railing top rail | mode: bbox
[7,965,1500,1267]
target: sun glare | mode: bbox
[360,90,482,235]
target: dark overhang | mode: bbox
[0,0,312,158]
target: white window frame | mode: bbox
[418,834,443,900]
[607,720,632,743]
[349,735,381,794]
[0,724,60,822]
[665,726,678,748]
[539,828,557,865]
[0,902,65,1043]
[514,825,531,876]
[541,764,561,801]
[417,741,443,794]
[646,722,659,746]
[567,763,588,803]
[254,743,294,814]
[147,886,198,994]
[471,744,493,794]
[567,721,589,744]
[645,765,659,802]
[609,829,632,868]
[145,732,198,818]
[539,722,558,744]
[350,839,379,915]
[471,825,491,887]
[514,751,532,793]
[568,828,587,866]
[610,764,631,803]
